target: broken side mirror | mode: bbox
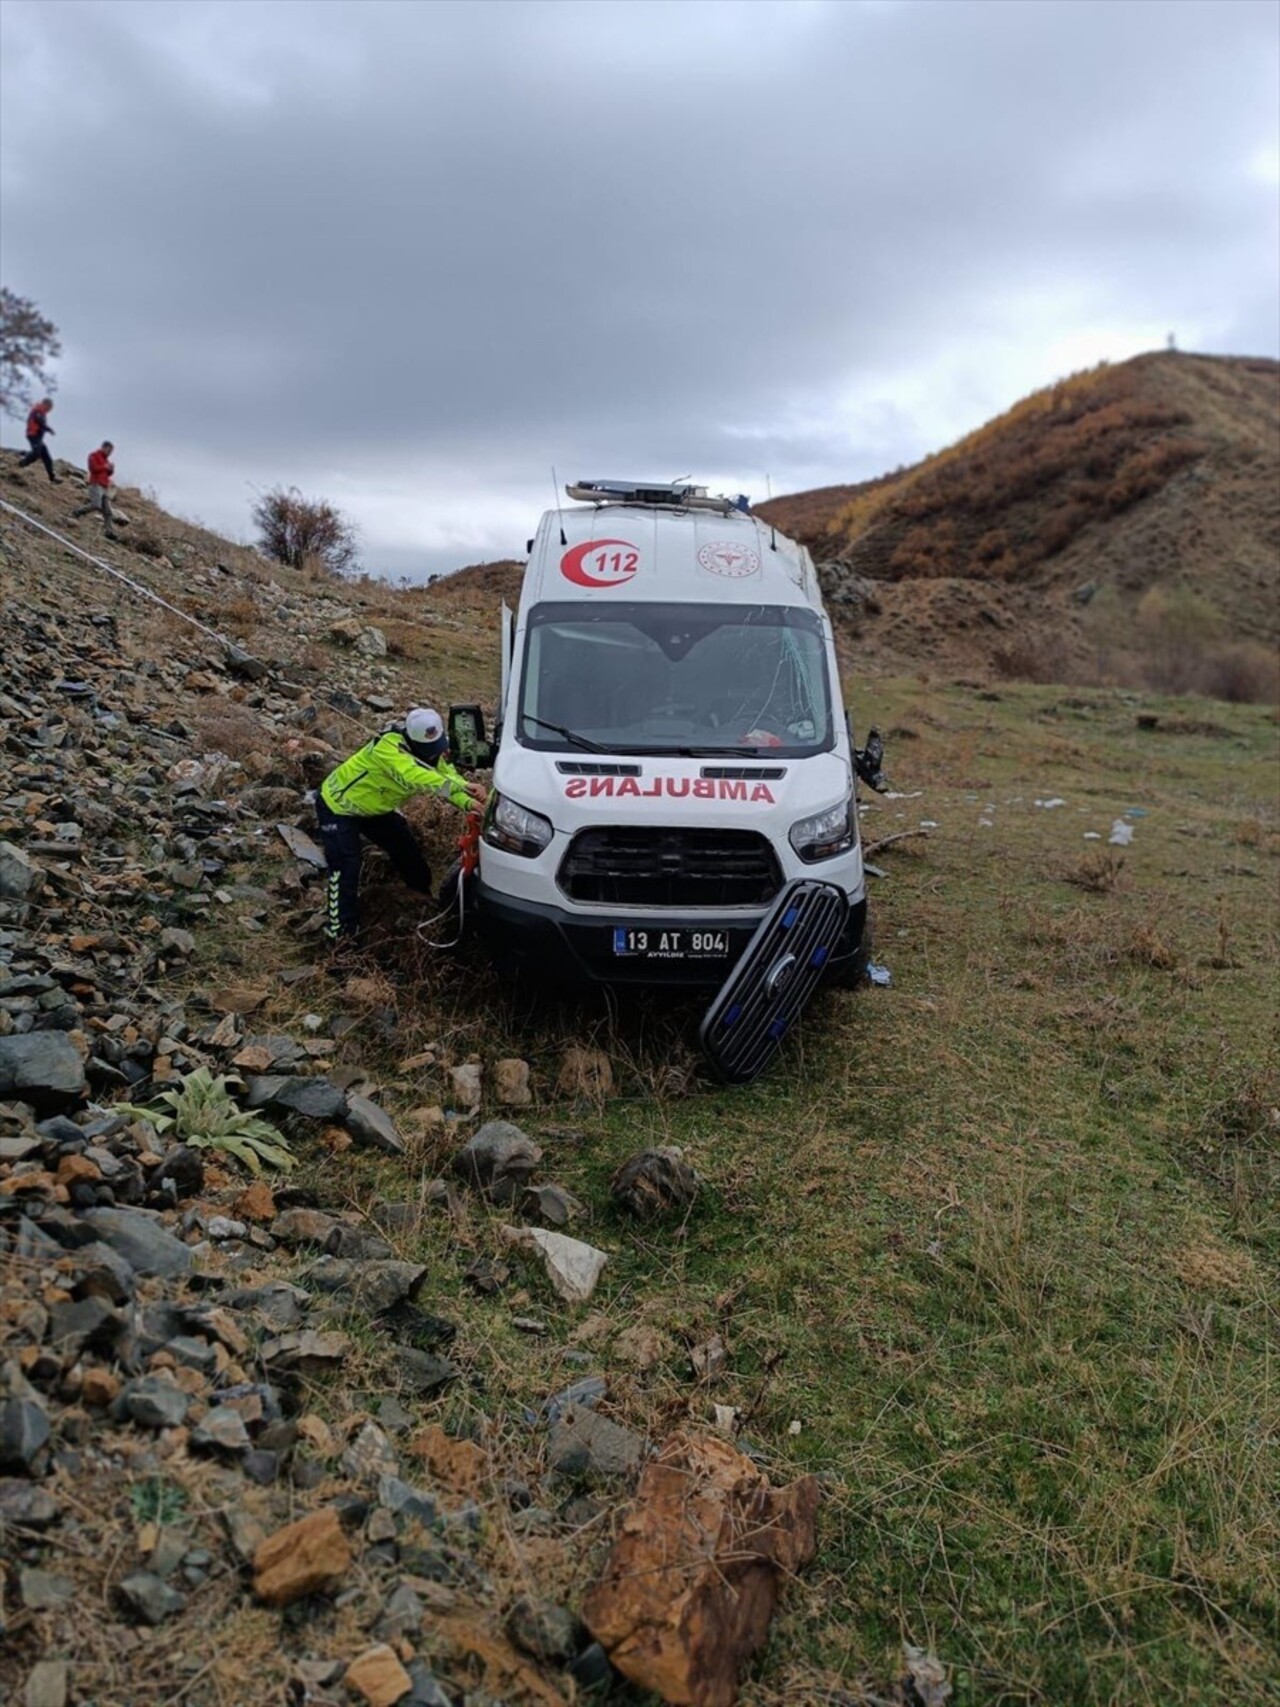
[448,704,494,770]
[853,725,888,793]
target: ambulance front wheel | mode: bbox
[830,905,872,989]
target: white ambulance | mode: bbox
[464,480,872,988]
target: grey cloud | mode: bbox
[2,0,1275,574]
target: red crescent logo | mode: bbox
[560,539,640,587]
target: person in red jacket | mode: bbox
[71,441,118,539]
[17,398,59,482]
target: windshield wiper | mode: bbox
[521,714,609,754]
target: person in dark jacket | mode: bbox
[317,707,486,944]
[17,399,59,482]
[71,441,118,539]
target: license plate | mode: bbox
[613,927,729,960]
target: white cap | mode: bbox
[404,706,449,760]
[405,707,444,745]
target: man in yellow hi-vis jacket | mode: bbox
[317,708,486,942]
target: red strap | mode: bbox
[456,810,482,877]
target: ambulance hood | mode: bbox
[497,745,853,838]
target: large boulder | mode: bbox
[582,1431,819,1707]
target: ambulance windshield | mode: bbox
[518,602,833,757]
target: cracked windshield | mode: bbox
[518,602,833,755]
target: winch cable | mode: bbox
[2,495,483,950]
[415,810,483,950]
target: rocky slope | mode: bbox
[0,463,820,1707]
[758,351,1280,686]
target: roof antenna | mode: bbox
[550,466,567,547]
[765,471,777,549]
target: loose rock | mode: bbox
[548,1405,644,1480]
[252,1506,351,1606]
[23,1659,69,1707]
[455,1121,542,1204]
[0,841,44,899]
[344,1092,407,1155]
[610,1147,700,1220]
[501,1225,608,1304]
[190,1405,251,1455]
[557,1045,614,1099]
[345,1644,413,1707]
[246,1074,348,1122]
[119,1570,188,1625]
[581,1430,819,1707]
[505,1594,582,1662]
[81,1205,193,1277]
[521,1182,583,1228]
[0,1032,87,1107]
[493,1057,533,1106]
[0,1396,51,1472]
[20,1566,74,1609]
[121,1375,190,1431]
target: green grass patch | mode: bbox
[176,678,1278,1704]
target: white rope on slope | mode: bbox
[0,494,368,736]
[2,493,471,951]
[1,495,259,659]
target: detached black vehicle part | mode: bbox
[699,880,849,1085]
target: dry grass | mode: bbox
[1063,849,1125,894]
[758,351,1280,690]
[189,702,272,762]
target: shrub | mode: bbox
[253,486,358,577]
[191,703,270,762]
[1198,641,1279,705]
[1136,585,1221,695]
[129,524,166,558]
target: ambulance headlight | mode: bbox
[484,793,553,858]
[789,797,856,862]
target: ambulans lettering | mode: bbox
[562,776,776,804]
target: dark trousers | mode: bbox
[73,486,116,536]
[316,797,433,940]
[18,438,55,481]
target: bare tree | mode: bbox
[252,485,359,576]
[0,288,61,417]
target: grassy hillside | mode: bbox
[2,456,1277,1706]
[760,352,1280,693]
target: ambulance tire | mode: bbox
[830,908,872,989]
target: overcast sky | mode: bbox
[2,0,1277,578]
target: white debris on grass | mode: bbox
[1109,820,1135,846]
[1034,798,1067,809]
[500,1225,608,1304]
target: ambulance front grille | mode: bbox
[558,828,781,907]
